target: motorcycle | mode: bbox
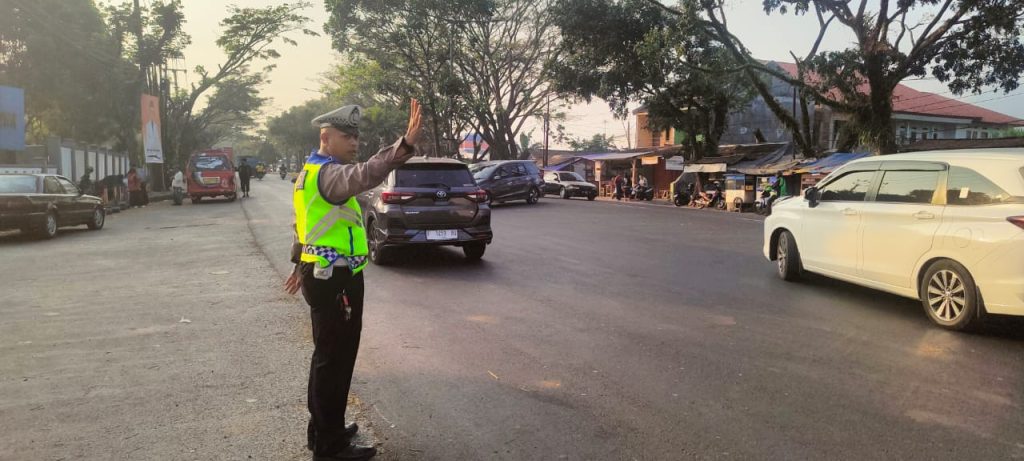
[755,189,778,216]
[694,189,726,210]
[280,169,288,180]
[172,186,184,206]
[632,184,655,201]
[673,184,695,207]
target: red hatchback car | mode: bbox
[186,152,237,203]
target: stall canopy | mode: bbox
[577,151,655,161]
[790,152,873,174]
[683,163,728,173]
[730,143,802,175]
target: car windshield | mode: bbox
[0,175,38,193]
[191,155,232,171]
[396,166,476,188]
[559,172,584,182]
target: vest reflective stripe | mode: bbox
[306,205,363,243]
[293,160,369,269]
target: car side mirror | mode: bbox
[805,187,820,208]
[493,175,502,181]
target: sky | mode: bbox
[175,0,1024,149]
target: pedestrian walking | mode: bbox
[284,100,422,461]
[612,171,624,200]
[238,158,253,198]
[126,168,144,208]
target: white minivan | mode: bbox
[764,149,1024,330]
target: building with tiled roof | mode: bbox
[634,61,1023,152]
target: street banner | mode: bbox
[141,94,164,164]
[0,86,26,151]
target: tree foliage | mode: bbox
[324,0,559,160]
[567,133,619,152]
[654,0,1024,154]
[551,0,755,159]
[0,0,137,145]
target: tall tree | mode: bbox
[324,0,475,157]
[568,133,619,152]
[551,0,755,160]
[454,0,561,160]
[650,0,1024,154]
[1,0,137,145]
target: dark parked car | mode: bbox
[359,158,493,264]
[0,174,106,239]
[470,160,544,205]
[542,171,597,200]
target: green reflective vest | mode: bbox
[293,160,368,272]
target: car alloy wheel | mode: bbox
[88,208,105,230]
[560,187,569,199]
[776,230,801,281]
[927,270,967,322]
[527,187,539,204]
[44,212,58,238]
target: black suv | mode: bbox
[470,160,544,205]
[359,158,493,264]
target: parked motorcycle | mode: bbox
[673,183,695,207]
[695,188,726,210]
[632,184,655,201]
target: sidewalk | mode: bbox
[0,200,312,460]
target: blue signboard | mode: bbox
[0,86,26,151]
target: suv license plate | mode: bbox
[426,230,458,241]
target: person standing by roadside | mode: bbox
[612,171,624,200]
[238,158,253,198]
[284,100,422,461]
[126,168,143,208]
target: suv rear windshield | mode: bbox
[396,165,476,188]
[0,175,37,193]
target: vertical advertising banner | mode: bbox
[141,94,164,164]
[0,86,26,151]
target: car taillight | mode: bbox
[467,190,489,203]
[382,191,415,204]
[1008,216,1024,230]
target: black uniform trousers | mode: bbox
[299,263,365,456]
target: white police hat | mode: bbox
[312,105,361,134]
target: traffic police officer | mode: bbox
[285,100,422,461]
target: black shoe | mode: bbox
[308,423,359,451]
[312,443,376,461]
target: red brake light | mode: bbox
[382,191,415,204]
[1008,216,1024,230]
[467,190,489,203]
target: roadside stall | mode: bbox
[786,152,872,194]
[724,173,757,211]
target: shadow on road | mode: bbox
[795,272,1024,340]
[373,245,498,279]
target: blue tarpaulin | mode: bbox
[0,86,26,151]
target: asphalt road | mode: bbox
[242,178,1024,460]
[3,176,1023,461]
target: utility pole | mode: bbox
[543,95,550,167]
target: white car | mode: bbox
[764,149,1024,330]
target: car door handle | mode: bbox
[913,211,935,220]
[842,208,858,216]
